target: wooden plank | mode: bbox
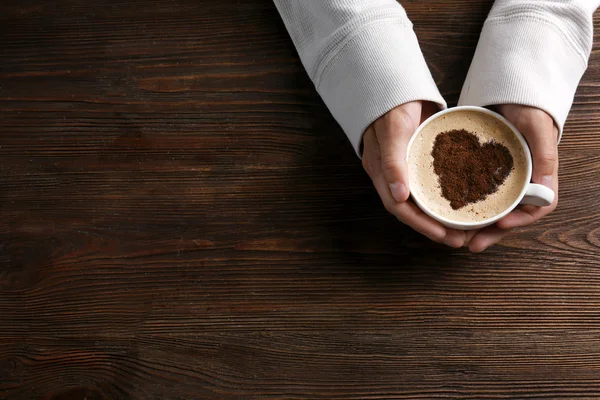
[1,1,599,399]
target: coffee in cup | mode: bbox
[407,106,554,230]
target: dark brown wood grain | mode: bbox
[1,1,599,399]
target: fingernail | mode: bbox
[444,240,460,248]
[541,175,553,188]
[389,182,408,202]
[444,233,465,248]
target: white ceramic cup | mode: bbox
[406,106,555,230]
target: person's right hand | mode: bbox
[362,101,467,248]
[465,105,560,252]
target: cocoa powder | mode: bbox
[431,129,514,210]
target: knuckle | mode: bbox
[381,156,400,174]
[520,108,549,126]
[536,151,557,166]
[376,106,416,136]
[388,107,416,132]
[512,107,553,135]
[531,108,550,121]
[524,107,548,122]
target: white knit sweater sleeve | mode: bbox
[273,1,447,154]
[459,0,600,137]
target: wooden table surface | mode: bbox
[1,1,600,399]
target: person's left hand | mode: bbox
[362,101,468,248]
[466,105,559,252]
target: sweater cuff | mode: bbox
[314,18,446,156]
[458,15,589,140]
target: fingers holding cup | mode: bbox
[496,105,559,230]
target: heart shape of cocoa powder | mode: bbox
[431,129,514,210]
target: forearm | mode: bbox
[273,1,446,154]
[459,0,600,137]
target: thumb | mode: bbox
[498,105,558,188]
[517,110,558,188]
[373,101,421,202]
[529,126,559,189]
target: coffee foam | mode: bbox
[408,110,528,223]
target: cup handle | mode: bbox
[520,183,555,207]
